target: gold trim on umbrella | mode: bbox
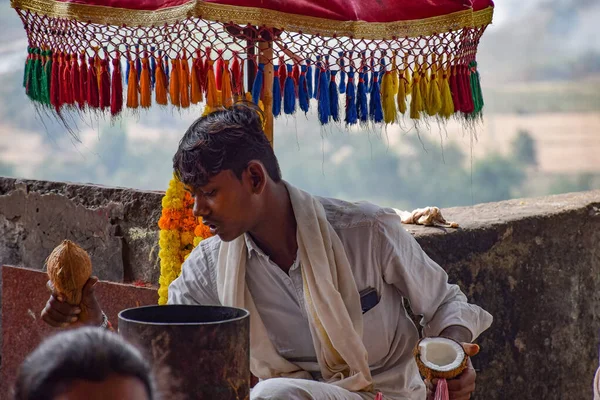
[11,0,493,40]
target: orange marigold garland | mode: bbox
[157,174,214,304]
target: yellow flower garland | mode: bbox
[157,174,213,304]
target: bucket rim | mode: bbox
[117,304,250,326]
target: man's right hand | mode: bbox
[41,276,104,328]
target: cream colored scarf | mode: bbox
[216,182,373,391]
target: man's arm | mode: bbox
[376,209,493,340]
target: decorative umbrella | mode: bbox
[11,0,494,304]
[11,0,494,145]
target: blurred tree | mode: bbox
[548,173,597,195]
[512,129,538,167]
[471,153,526,203]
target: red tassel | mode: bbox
[449,65,459,113]
[279,55,286,94]
[111,52,123,116]
[79,53,88,109]
[99,55,111,110]
[60,54,72,106]
[71,54,82,107]
[231,53,242,97]
[87,56,100,108]
[215,49,224,90]
[456,65,470,113]
[50,52,60,112]
[463,64,474,113]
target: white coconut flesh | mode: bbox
[418,337,465,372]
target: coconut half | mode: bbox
[414,337,467,380]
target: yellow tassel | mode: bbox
[155,57,168,105]
[179,51,190,108]
[169,58,180,107]
[409,70,422,120]
[427,62,442,116]
[206,60,218,109]
[420,63,430,113]
[397,69,407,115]
[245,92,252,102]
[403,57,412,92]
[126,60,139,109]
[140,57,151,108]
[440,69,454,118]
[191,57,201,104]
[381,71,397,124]
[221,60,233,107]
[391,56,399,95]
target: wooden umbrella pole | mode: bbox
[258,40,274,147]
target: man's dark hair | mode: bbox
[173,102,281,189]
[13,327,156,400]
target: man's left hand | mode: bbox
[425,343,479,400]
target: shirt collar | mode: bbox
[243,233,301,271]
[244,233,267,259]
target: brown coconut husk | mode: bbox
[413,337,468,381]
[45,240,92,306]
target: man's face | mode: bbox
[191,169,257,242]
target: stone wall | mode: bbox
[1,176,599,399]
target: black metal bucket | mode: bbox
[118,305,250,400]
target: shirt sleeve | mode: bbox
[167,239,221,306]
[377,209,493,341]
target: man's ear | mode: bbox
[245,161,267,194]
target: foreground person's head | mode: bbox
[14,327,155,400]
[173,102,282,241]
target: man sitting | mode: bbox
[42,103,492,399]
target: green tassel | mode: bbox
[469,61,483,116]
[23,46,32,88]
[41,50,52,105]
[31,48,42,101]
[24,47,34,97]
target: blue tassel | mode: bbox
[306,61,313,99]
[283,64,296,114]
[338,52,346,94]
[368,57,375,93]
[325,55,331,84]
[252,63,265,105]
[299,65,309,113]
[356,72,368,123]
[369,74,383,123]
[150,47,156,88]
[317,68,330,124]
[135,44,141,82]
[125,49,131,85]
[164,55,170,86]
[345,70,357,125]
[329,70,339,122]
[313,56,321,99]
[272,64,282,117]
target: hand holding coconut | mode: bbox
[40,240,104,328]
[416,336,480,400]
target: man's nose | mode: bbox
[193,196,210,217]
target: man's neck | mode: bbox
[248,181,298,273]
